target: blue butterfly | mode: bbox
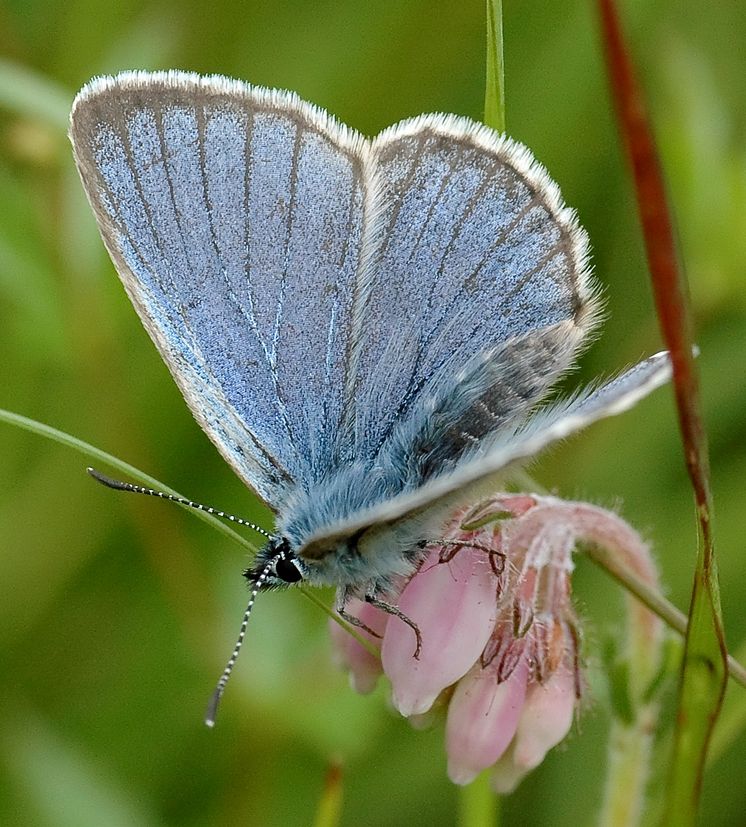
[70,71,669,719]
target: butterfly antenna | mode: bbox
[204,553,280,727]
[87,467,272,538]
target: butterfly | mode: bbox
[70,71,670,719]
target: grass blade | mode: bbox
[484,0,505,132]
[0,407,254,550]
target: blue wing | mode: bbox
[350,116,601,475]
[70,71,372,505]
[72,79,602,513]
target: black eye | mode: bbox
[275,555,303,583]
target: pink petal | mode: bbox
[445,657,529,786]
[382,545,499,716]
[512,667,576,770]
[328,598,387,695]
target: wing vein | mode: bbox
[377,134,431,251]
[241,109,274,366]
[271,124,302,366]
[118,113,197,351]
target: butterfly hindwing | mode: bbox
[350,116,601,463]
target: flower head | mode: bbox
[330,493,596,792]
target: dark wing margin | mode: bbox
[70,71,373,505]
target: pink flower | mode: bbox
[492,665,577,792]
[382,539,500,716]
[329,494,642,791]
[445,654,530,785]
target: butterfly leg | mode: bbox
[336,587,384,640]
[337,605,385,640]
[364,593,422,660]
[437,539,507,578]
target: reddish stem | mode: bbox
[597,0,710,514]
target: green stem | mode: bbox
[600,704,660,827]
[585,517,662,826]
[586,540,746,690]
[484,0,505,132]
[0,407,254,549]
[305,588,380,658]
[457,770,500,827]
[549,503,662,826]
[707,637,746,764]
[597,2,727,821]
[312,763,344,827]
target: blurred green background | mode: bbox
[1,1,744,825]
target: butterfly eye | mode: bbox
[274,555,303,583]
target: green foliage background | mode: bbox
[1,1,744,824]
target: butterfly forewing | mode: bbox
[70,71,371,504]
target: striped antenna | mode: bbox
[87,467,272,538]
[204,552,282,726]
